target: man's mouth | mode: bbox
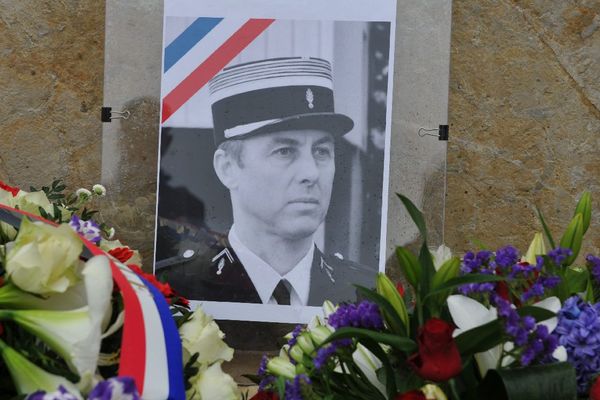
[288,198,320,205]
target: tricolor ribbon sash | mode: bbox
[0,204,185,400]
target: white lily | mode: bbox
[431,244,453,271]
[447,295,501,376]
[0,256,113,381]
[0,338,82,398]
[447,294,563,376]
[352,343,386,396]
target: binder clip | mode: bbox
[418,125,449,141]
[101,107,131,123]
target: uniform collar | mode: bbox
[228,225,313,306]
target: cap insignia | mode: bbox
[306,88,314,109]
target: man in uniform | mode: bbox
[156,57,374,306]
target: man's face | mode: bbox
[231,129,335,240]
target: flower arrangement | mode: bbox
[0,180,238,400]
[254,192,600,400]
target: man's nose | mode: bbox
[296,151,320,184]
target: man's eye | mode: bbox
[314,147,332,158]
[273,147,295,157]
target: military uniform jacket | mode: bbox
[156,235,375,306]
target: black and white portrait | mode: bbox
[155,0,396,323]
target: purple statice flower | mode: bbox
[258,355,276,390]
[287,325,303,347]
[521,275,561,302]
[284,374,311,400]
[587,255,600,284]
[492,295,558,365]
[327,301,383,330]
[69,214,102,244]
[508,260,541,280]
[459,250,498,295]
[495,246,520,270]
[88,377,140,400]
[26,386,79,400]
[313,339,352,370]
[553,296,600,395]
[548,247,573,266]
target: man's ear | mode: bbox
[213,149,239,190]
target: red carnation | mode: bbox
[108,247,134,263]
[590,375,600,400]
[127,264,189,308]
[408,318,462,382]
[394,390,426,400]
[396,281,405,297]
[0,181,19,197]
[249,392,279,400]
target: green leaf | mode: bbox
[516,306,555,321]
[477,362,577,400]
[425,274,505,299]
[564,265,589,295]
[430,257,461,308]
[455,319,505,357]
[559,213,583,265]
[395,247,421,289]
[396,193,427,239]
[418,242,436,297]
[535,206,556,250]
[574,191,591,234]
[324,327,417,354]
[356,285,407,336]
[432,257,461,290]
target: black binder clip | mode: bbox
[101,107,131,123]
[418,125,449,141]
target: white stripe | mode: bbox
[117,263,170,399]
[210,75,332,103]
[162,18,247,96]
[224,118,281,138]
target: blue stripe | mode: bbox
[164,17,223,72]
[138,276,186,400]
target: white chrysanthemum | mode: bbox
[75,188,92,198]
[92,184,106,196]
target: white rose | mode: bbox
[179,307,234,365]
[14,190,54,216]
[6,218,83,295]
[187,362,239,400]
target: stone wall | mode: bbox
[447,0,600,257]
[0,1,104,189]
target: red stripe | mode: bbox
[161,18,274,123]
[0,204,147,391]
[86,244,147,392]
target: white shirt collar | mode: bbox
[228,225,313,306]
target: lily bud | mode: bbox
[524,232,546,265]
[574,191,592,234]
[322,300,337,318]
[559,213,584,265]
[267,356,296,379]
[296,333,315,354]
[309,326,333,346]
[376,273,409,330]
[421,384,448,400]
[288,344,305,363]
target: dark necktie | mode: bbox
[272,279,291,305]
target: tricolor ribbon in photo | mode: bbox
[161,17,274,123]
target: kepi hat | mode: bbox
[209,57,354,146]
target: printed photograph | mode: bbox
[155,15,395,322]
